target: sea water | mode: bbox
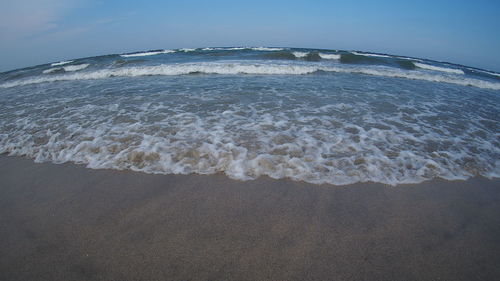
[0,47,499,185]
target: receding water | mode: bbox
[0,47,499,185]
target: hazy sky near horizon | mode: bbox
[1,0,499,72]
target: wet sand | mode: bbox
[0,154,499,281]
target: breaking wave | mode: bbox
[414,63,464,74]
[3,62,498,90]
[319,53,340,60]
[51,60,73,66]
[1,47,499,187]
[120,50,175,57]
[42,63,89,74]
[352,52,392,58]
[251,47,285,51]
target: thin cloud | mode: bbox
[0,0,79,40]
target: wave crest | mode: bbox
[414,63,464,74]
[2,62,499,90]
[120,50,174,57]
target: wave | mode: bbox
[292,52,308,58]
[481,70,500,78]
[340,53,382,64]
[465,67,500,78]
[352,51,392,58]
[42,63,89,74]
[319,53,340,60]
[42,68,64,74]
[50,60,73,66]
[201,47,247,51]
[251,47,285,51]
[2,82,498,186]
[178,48,197,52]
[414,63,464,74]
[3,62,500,90]
[120,50,174,58]
[63,64,90,72]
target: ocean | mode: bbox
[0,47,499,185]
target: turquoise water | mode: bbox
[0,47,499,185]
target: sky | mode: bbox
[1,0,499,72]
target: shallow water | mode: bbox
[0,47,499,185]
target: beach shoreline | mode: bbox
[1,154,499,280]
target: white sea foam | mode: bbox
[120,50,174,57]
[352,52,392,58]
[202,47,247,51]
[179,48,197,52]
[51,60,73,66]
[1,82,498,186]
[43,68,61,74]
[292,52,308,58]
[414,63,464,74]
[319,53,340,60]
[3,62,498,90]
[395,56,422,62]
[43,63,89,74]
[2,49,499,186]
[251,47,284,51]
[63,64,89,72]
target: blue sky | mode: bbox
[1,0,499,72]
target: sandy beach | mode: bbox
[0,154,499,280]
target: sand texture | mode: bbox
[1,155,500,280]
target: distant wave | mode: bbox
[290,52,340,60]
[3,62,499,90]
[201,47,247,51]
[50,60,73,66]
[42,63,89,74]
[120,47,286,56]
[465,67,500,78]
[292,52,308,58]
[318,53,340,60]
[352,52,392,58]
[120,50,174,58]
[414,63,464,74]
[251,47,285,51]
